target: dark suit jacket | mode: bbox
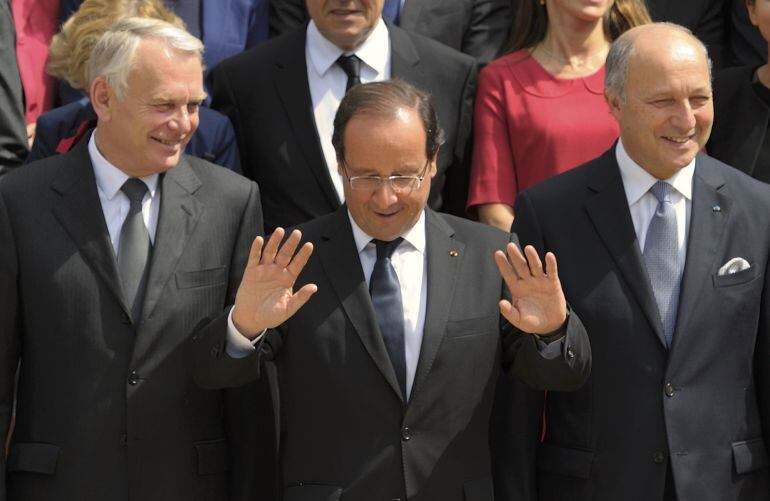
[729,0,767,67]
[0,0,27,174]
[646,0,728,68]
[506,148,770,501]
[269,0,512,63]
[0,137,263,501]
[25,98,242,173]
[708,65,769,181]
[191,206,591,501]
[210,23,477,231]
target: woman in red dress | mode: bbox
[468,0,650,230]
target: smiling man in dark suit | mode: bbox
[211,0,477,231]
[507,23,770,501]
[0,18,262,501]
[192,79,590,501]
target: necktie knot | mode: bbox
[373,238,403,260]
[649,181,674,204]
[121,178,148,204]
[336,54,362,92]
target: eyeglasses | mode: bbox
[340,158,431,192]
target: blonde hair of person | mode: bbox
[47,0,185,92]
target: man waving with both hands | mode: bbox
[193,80,590,501]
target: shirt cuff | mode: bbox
[535,336,565,360]
[225,308,265,359]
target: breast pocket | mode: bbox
[712,265,759,288]
[176,266,228,290]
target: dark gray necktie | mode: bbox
[370,238,407,399]
[118,178,152,324]
[336,54,362,93]
[643,181,681,347]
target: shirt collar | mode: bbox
[348,208,427,255]
[89,129,160,201]
[615,138,694,206]
[306,18,390,78]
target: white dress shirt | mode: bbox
[615,139,694,270]
[88,131,160,253]
[306,18,392,202]
[348,210,427,399]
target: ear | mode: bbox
[604,89,623,119]
[90,76,114,123]
[427,147,440,178]
[747,0,759,27]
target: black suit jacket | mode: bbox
[708,65,769,181]
[0,137,262,501]
[210,23,477,231]
[192,207,591,501]
[646,0,728,68]
[506,148,770,501]
[269,0,512,63]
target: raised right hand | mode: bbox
[231,228,317,338]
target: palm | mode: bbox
[232,229,317,338]
[495,243,567,335]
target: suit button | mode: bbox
[653,451,666,464]
[128,371,139,385]
[566,346,575,360]
[210,347,219,357]
[401,427,412,441]
[664,382,675,397]
[121,312,131,325]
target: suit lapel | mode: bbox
[139,157,203,322]
[317,207,404,402]
[410,210,463,398]
[584,150,667,347]
[389,23,423,84]
[52,135,131,317]
[670,155,729,351]
[274,31,340,208]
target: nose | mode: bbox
[168,106,193,134]
[370,179,399,207]
[671,100,697,131]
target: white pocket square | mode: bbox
[718,257,751,276]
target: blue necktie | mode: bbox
[118,178,152,324]
[370,238,406,399]
[382,0,401,24]
[643,181,681,347]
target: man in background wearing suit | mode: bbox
[269,0,514,64]
[508,23,770,501]
[211,0,478,231]
[192,79,591,501]
[0,18,262,501]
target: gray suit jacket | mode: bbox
[0,0,27,174]
[192,206,591,501]
[0,136,262,501]
[505,148,770,501]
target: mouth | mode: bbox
[661,134,694,145]
[152,136,183,148]
[330,8,361,16]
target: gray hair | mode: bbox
[88,17,204,99]
[605,22,712,103]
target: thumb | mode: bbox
[285,283,318,318]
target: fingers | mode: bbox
[246,235,265,268]
[544,252,559,280]
[524,245,545,278]
[287,242,314,277]
[261,228,285,264]
[286,283,318,317]
[274,229,303,268]
[498,299,520,327]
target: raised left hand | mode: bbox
[494,243,567,335]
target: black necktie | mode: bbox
[370,238,407,399]
[336,54,362,93]
[118,178,152,324]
